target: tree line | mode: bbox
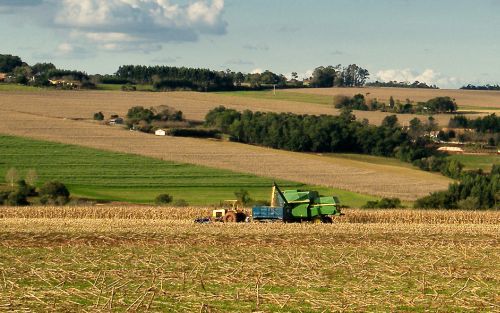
[460,84,500,91]
[366,81,438,89]
[415,166,499,210]
[333,94,458,114]
[204,106,463,179]
[449,114,499,133]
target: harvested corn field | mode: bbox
[0,206,498,312]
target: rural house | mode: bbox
[0,73,6,82]
[155,129,166,136]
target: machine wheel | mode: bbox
[235,212,247,223]
[321,216,333,224]
[312,217,322,224]
[223,211,237,223]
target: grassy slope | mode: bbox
[0,135,377,206]
[96,84,154,91]
[215,90,333,105]
[0,83,44,92]
[448,154,499,171]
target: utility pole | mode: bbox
[273,84,276,96]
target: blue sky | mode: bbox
[0,0,499,88]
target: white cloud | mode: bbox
[0,0,227,54]
[375,68,461,88]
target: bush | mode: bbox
[155,193,173,205]
[6,191,29,206]
[0,191,10,205]
[39,181,70,205]
[93,111,105,121]
[362,198,403,209]
[234,189,252,206]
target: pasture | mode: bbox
[0,206,498,312]
[0,135,378,207]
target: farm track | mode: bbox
[0,106,451,200]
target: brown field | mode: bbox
[0,206,498,312]
[0,89,494,127]
[0,105,451,200]
[286,87,500,111]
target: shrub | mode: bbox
[0,191,10,205]
[93,112,105,121]
[362,198,403,209]
[39,181,70,205]
[155,194,173,205]
[6,191,29,206]
[234,189,252,206]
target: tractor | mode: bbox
[211,200,248,223]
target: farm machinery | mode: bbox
[196,183,343,223]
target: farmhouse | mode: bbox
[155,129,167,136]
[0,73,6,82]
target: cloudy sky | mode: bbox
[0,0,499,88]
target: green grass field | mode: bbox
[0,83,44,92]
[216,90,333,105]
[448,154,499,171]
[96,84,154,91]
[0,135,377,206]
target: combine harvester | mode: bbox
[196,183,343,223]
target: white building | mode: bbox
[155,129,166,136]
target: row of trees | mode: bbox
[460,84,500,91]
[115,65,234,91]
[310,64,369,87]
[415,166,499,209]
[333,94,458,114]
[449,114,499,133]
[366,81,438,89]
[204,107,463,179]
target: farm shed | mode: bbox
[108,117,124,125]
[155,129,166,136]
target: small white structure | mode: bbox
[108,117,124,125]
[155,129,166,136]
[437,146,464,154]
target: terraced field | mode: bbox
[0,106,451,200]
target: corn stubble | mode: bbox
[0,206,498,312]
